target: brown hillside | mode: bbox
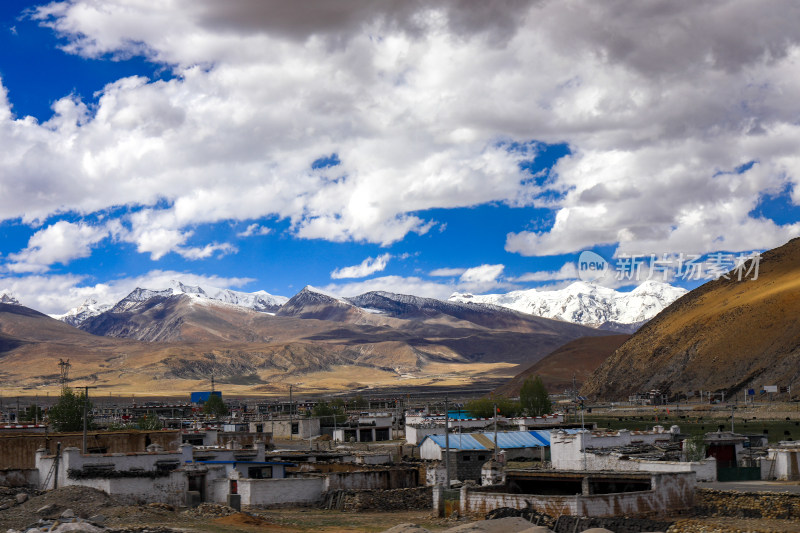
[494,334,630,396]
[0,295,606,396]
[582,238,800,401]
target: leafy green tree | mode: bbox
[464,396,520,418]
[684,434,706,462]
[519,376,552,416]
[21,404,44,423]
[137,413,163,430]
[203,394,228,418]
[48,388,93,432]
[350,394,368,409]
[312,400,346,424]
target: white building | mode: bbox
[252,418,321,439]
[550,426,718,482]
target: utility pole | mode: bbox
[493,403,498,462]
[82,386,98,454]
[444,397,450,489]
[289,384,293,441]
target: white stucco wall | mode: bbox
[406,425,443,445]
[769,448,800,480]
[239,477,325,507]
[268,419,321,439]
[550,431,715,481]
[36,446,191,491]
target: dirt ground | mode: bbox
[0,486,455,533]
[6,486,800,533]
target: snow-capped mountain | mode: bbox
[0,290,20,305]
[57,281,289,326]
[449,280,687,330]
[54,298,113,326]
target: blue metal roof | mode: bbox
[423,429,584,450]
[482,431,546,449]
[425,434,487,450]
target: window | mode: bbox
[255,424,263,433]
[248,466,273,479]
[291,423,299,434]
[462,455,471,461]
[478,455,486,461]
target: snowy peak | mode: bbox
[57,280,289,326]
[54,298,113,327]
[0,290,20,306]
[449,281,687,330]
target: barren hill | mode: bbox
[495,334,630,396]
[0,288,610,397]
[583,238,800,400]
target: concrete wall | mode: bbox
[268,419,321,439]
[239,477,325,507]
[322,468,418,491]
[0,430,181,469]
[36,446,191,506]
[455,471,695,519]
[36,445,192,491]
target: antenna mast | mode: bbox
[58,359,71,389]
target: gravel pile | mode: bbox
[182,503,237,519]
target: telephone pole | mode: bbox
[444,397,450,489]
[82,386,98,454]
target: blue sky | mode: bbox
[0,1,799,314]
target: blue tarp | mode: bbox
[190,391,222,404]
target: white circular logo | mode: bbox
[578,251,609,282]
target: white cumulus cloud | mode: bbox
[331,253,392,279]
[7,221,111,273]
[0,0,795,266]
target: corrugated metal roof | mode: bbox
[531,428,584,445]
[482,431,545,449]
[426,434,488,450]
[424,429,585,450]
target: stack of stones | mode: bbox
[694,488,800,520]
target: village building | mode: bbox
[550,428,718,481]
[439,469,696,518]
[419,430,558,483]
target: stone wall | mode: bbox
[695,488,800,520]
[323,486,432,511]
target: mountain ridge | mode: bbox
[582,238,800,400]
[449,280,687,332]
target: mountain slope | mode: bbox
[347,290,584,333]
[58,281,288,327]
[583,239,800,400]
[277,286,367,322]
[450,280,687,330]
[495,334,631,396]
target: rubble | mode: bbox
[695,488,800,520]
[181,503,237,519]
